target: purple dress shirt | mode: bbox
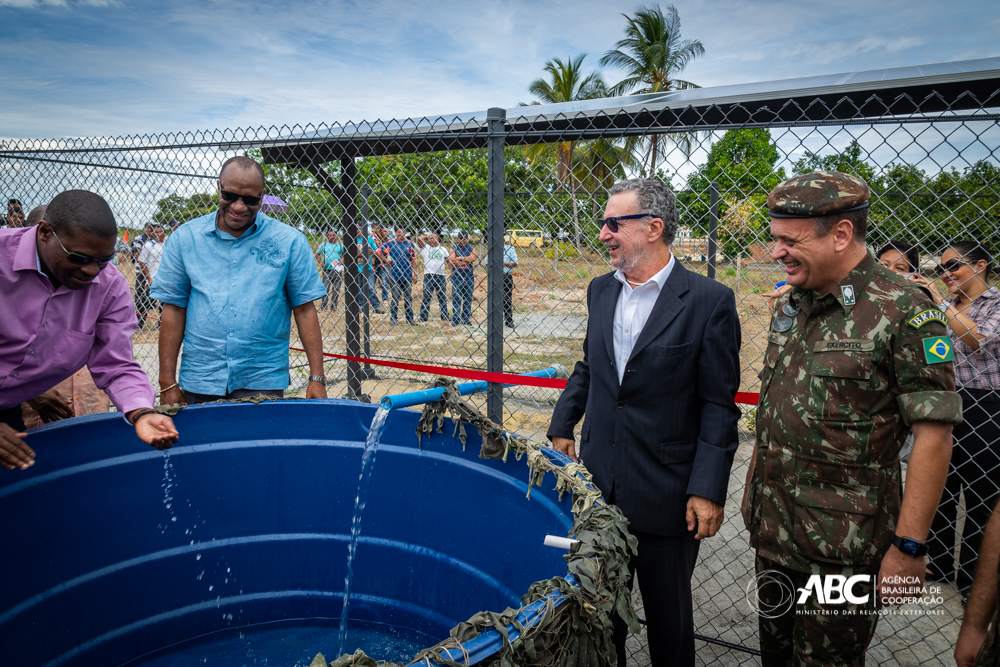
[0,226,155,415]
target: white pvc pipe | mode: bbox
[543,535,579,550]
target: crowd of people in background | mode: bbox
[312,221,518,329]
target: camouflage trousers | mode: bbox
[755,556,880,667]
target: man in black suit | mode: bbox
[548,178,741,667]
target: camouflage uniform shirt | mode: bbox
[744,252,962,573]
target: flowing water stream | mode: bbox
[337,405,392,656]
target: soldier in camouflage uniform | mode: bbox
[742,171,962,666]
[956,505,1000,667]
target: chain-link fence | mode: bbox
[2,62,999,665]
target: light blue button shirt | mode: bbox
[485,244,518,274]
[150,211,325,395]
[503,244,518,275]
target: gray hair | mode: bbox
[608,178,679,245]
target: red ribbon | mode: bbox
[289,348,567,388]
[292,347,762,404]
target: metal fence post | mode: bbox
[340,156,367,402]
[708,181,719,280]
[486,107,507,426]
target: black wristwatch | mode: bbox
[892,535,928,558]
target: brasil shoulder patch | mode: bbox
[908,309,948,329]
[923,336,955,364]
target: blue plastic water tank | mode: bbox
[0,400,575,666]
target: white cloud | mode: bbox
[0,0,997,137]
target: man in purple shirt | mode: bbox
[0,190,179,470]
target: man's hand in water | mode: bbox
[0,423,34,470]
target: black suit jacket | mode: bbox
[548,262,741,536]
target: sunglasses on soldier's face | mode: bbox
[219,187,262,207]
[935,258,971,275]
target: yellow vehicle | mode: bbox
[504,229,546,248]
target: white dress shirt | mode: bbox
[612,254,675,384]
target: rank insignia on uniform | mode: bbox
[923,336,955,364]
[773,317,793,332]
[907,309,948,329]
[782,302,800,317]
[842,285,856,306]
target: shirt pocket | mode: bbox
[808,347,873,421]
[793,458,879,565]
[53,329,95,374]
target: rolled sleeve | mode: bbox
[149,232,191,307]
[86,279,156,415]
[897,390,963,426]
[285,233,326,307]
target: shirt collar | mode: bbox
[791,251,875,315]
[614,253,675,292]
[209,210,262,240]
[14,226,42,273]
[968,286,1000,304]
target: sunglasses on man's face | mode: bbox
[219,187,262,207]
[50,228,115,266]
[596,213,650,233]
[934,258,971,275]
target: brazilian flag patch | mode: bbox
[923,336,955,364]
[908,309,948,329]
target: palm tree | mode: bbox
[522,55,608,245]
[600,5,705,174]
[574,138,640,228]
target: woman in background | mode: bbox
[877,239,920,276]
[921,240,1000,601]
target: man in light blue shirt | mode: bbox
[315,229,344,311]
[356,234,384,313]
[152,156,328,405]
[502,241,518,328]
[488,239,519,328]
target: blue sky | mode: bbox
[0,0,998,138]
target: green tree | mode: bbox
[793,140,876,183]
[680,128,785,258]
[600,4,705,172]
[152,192,216,226]
[522,54,609,245]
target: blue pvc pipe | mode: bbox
[380,367,560,411]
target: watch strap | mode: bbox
[892,534,928,557]
[309,375,328,385]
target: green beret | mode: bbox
[767,170,871,219]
